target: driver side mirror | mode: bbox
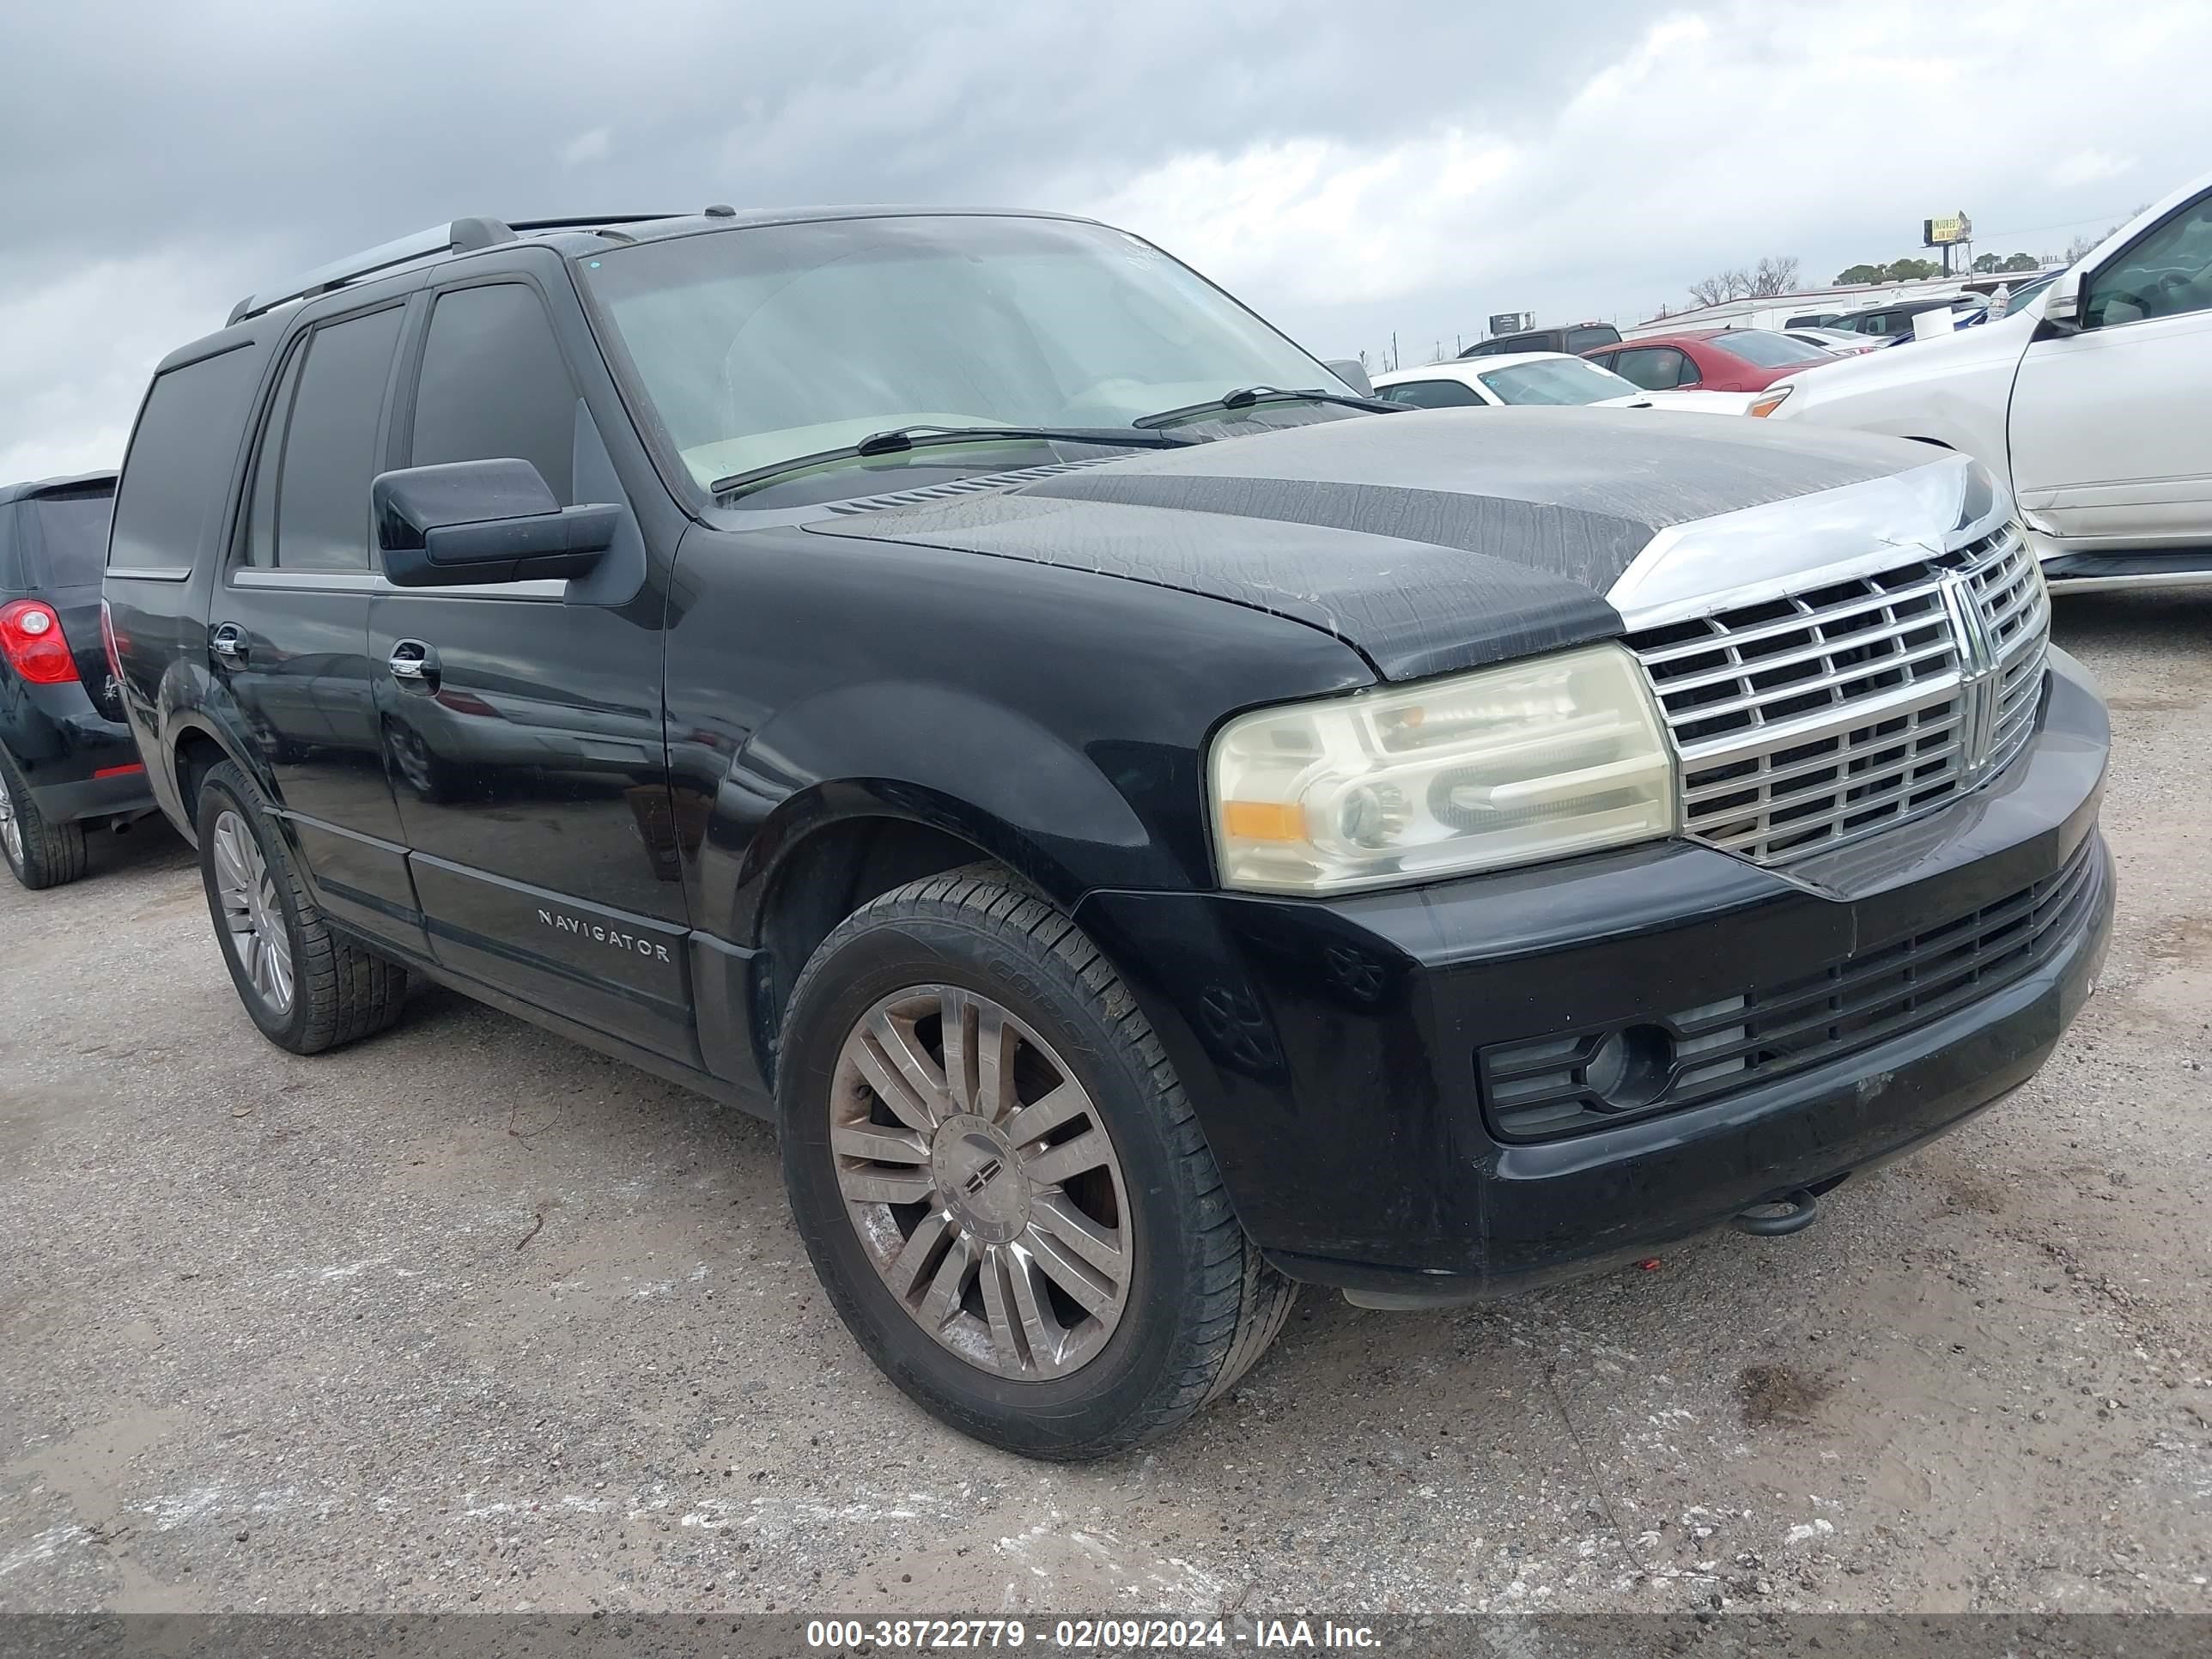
[373,459,618,587]
[2039,267,2085,335]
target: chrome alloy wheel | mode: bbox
[0,765,21,872]
[211,809,294,1016]
[830,986,1132,1380]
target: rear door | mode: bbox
[2008,187,2212,549]
[210,301,424,956]
[365,276,692,1060]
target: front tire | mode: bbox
[778,866,1293,1460]
[194,760,410,1053]
[0,748,88,890]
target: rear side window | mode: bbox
[253,307,404,571]
[1564,325,1620,352]
[410,284,578,502]
[1717,330,1823,368]
[28,490,115,589]
[1613,347,1693,390]
[109,346,263,573]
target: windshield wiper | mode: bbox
[1131,386,1406,428]
[710,424,1196,499]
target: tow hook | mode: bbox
[1731,1188,1820,1237]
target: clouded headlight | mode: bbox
[1209,643,1678,895]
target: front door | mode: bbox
[2009,188,2212,550]
[367,279,691,1060]
[210,301,424,957]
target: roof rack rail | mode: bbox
[225,213,679,326]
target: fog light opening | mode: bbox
[1583,1022,1674,1112]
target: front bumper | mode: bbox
[1075,647,2113,1304]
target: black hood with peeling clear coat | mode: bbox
[804,406,1933,681]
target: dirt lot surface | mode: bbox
[3,594,2209,1617]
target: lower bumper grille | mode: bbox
[1478,830,2105,1142]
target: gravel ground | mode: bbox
[2,592,2209,1618]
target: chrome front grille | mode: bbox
[1626,524,2049,865]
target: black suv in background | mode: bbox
[106,208,2112,1458]
[1,472,155,887]
[1458,322,1622,357]
[1819,295,1989,343]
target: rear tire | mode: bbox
[194,760,410,1054]
[0,748,88,890]
[777,866,1293,1460]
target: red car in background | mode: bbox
[1582,328,1838,394]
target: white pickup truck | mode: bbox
[1756,170,2212,594]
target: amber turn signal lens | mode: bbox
[1220,799,1308,842]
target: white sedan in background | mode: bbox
[1372,352,1758,416]
[1755,168,2212,594]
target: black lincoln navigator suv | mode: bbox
[105,208,2113,1458]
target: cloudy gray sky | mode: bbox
[4,0,2207,480]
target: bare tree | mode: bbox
[1750,254,1802,296]
[1690,254,1801,307]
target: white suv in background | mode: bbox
[1755,170,2212,594]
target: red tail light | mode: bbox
[0,599,80,685]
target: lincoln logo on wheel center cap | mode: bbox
[933,1115,1028,1243]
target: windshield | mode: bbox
[1718,330,1827,367]
[1474,357,1637,404]
[578,216,1347,491]
[28,490,113,589]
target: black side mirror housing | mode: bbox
[372,459,619,587]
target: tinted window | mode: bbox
[1717,330,1825,368]
[1380,378,1485,409]
[411,284,576,501]
[241,338,307,569]
[1612,347,1692,391]
[2086,195,2212,327]
[29,491,114,589]
[1563,325,1621,353]
[272,307,404,571]
[109,346,264,573]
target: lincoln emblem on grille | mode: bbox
[1938,570,2002,774]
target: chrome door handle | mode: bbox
[209,623,248,667]
[388,640,440,689]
